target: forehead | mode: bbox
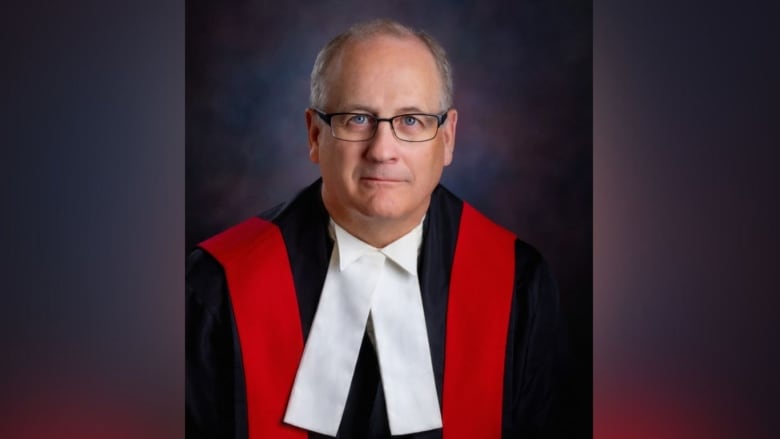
[324,34,443,112]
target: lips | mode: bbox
[361,176,404,182]
[359,173,410,185]
[358,167,409,183]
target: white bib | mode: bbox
[284,219,442,436]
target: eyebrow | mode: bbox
[339,104,432,115]
[340,104,378,114]
[396,106,428,114]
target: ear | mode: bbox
[440,109,457,166]
[305,108,321,163]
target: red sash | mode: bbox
[442,203,516,438]
[200,203,516,438]
[200,219,307,439]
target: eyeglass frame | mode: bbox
[311,108,450,143]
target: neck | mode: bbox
[322,197,428,249]
[335,216,424,248]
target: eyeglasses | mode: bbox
[312,108,448,142]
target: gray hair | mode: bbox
[309,18,453,112]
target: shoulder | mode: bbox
[259,179,327,228]
[432,184,516,242]
[197,180,326,263]
[436,185,555,296]
[186,248,230,320]
[436,184,554,294]
[514,239,545,277]
[186,218,278,314]
[512,238,559,322]
[198,217,280,266]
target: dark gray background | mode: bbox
[3,1,778,438]
[185,1,592,436]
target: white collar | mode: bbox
[331,218,423,275]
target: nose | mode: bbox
[364,120,399,163]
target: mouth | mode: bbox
[360,176,405,184]
[362,177,401,181]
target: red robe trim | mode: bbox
[200,203,516,438]
[200,218,307,439]
[442,203,516,439]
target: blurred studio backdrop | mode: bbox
[186,1,591,436]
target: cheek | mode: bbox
[410,150,445,187]
[321,145,358,180]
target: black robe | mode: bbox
[186,180,563,439]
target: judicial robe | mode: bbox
[186,179,563,439]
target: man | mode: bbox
[187,18,563,439]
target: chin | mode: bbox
[357,203,405,220]
[356,192,427,223]
[350,193,401,219]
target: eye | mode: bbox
[347,114,370,125]
[401,115,420,126]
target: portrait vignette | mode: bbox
[186,2,592,437]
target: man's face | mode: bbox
[306,35,457,230]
